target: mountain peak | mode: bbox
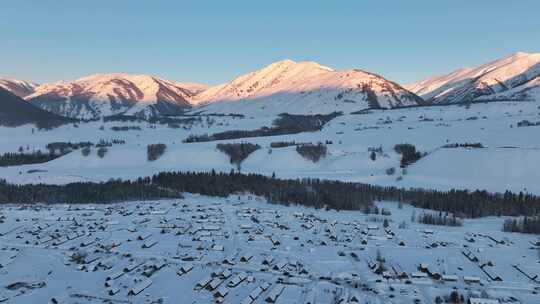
[266,59,333,71]
[192,59,423,115]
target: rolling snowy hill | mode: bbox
[0,78,37,98]
[192,59,425,115]
[25,73,204,119]
[407,52,540,104]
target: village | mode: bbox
[0,193,539,304]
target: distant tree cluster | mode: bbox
[442,142,484,149]
[394,143,424,167]
[216,143,260,169]
[370,151,377,161]
[97,147,108,158]
[0,178,179,204]
[503,216,540,234]
[273,112,340,133]
[0,151,64,167]
[416,212,463,226]
[110,126,142,131]
[103,115,147,123]
[104,114,202,129]
[46,141,93,154]
[361,83,381,109]
[184,112,341,143]
[0,140,121,166]
[270,141,299,148]
[385,167,396,175]
[368,146,383,162]
[296,143,327,163]
[147,143,167,161]
[95,139,126,147]
[81,146,91,157]
[435,291,466,304]
[517,120,540,128]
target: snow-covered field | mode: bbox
[2,100,540,303]
[2,101,540,194]
[0,194,539,304]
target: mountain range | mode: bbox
[407,52,540,104]
[192,59,425,115]
[1,51,539,122]
[24,73,202,120]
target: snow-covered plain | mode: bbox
[0,194,539,304]
[1,101,540,194]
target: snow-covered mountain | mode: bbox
[26,73,203,119]
[0,78,37,98]
[192,59,425,115]
[407,52,540,104]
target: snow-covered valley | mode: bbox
[2,52,540,304]
[2,101,540,194]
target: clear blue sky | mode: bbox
[1,0,539,85]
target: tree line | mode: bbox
[150,172,540,217]
[416,212,463,226]
[442,142,484,149]
[1,171,540,218]
[0,178,179,204]
[503,216,540,234]
[184,112,341,143]
[0,151,67,167]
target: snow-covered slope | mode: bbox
[175,82,209,94]
[0,87,72,128]
[26,73,199,119]
[407,52,540,104]
[0,78,37,98]
[192,59,425,115]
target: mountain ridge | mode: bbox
[25,73,206,119]
[406,52,540,104]
[0,78,38,98]
[192,59,425,115]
